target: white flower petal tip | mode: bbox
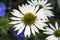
[11,9,22,17]
[17,26,25,35]
[9,22,17,24]
[55,22,58,29]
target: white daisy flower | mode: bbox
[28,0,54,18]
[43,22,60,40]
[28,0,53,10]
[9,4,48,37]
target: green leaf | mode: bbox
[0,17,10,34]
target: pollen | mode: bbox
[54,29,60,37]
[22,12,36,26]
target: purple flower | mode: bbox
[0,2,6,17]
[11,28,25,40]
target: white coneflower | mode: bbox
[27,0,54,18]
[43,22,60,40]
[9,4,48,37]
[28,0,53,10]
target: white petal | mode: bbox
[32,25,39,33]
[14,23,24,31]
[44,0,48,4]
[27,1,34,6]
[31,0,34,3]
[27,5,35,13]
[39,0,43,5]
[34,5,39,13]
[19,4,35,15]
[18,5,25,14]
[17,25,25,35]
[39,16,49,22]
[34,0,38,5]
[55,22,58,29]
[45,7,53,9]
[35,22,47,30]
[24,26,31,37]
[36,9,49,22]
[45,10,54,17]
[42,0,48,6]
[11,9,22,17]
[10,17,21,20]
[36,9,45,16]
[31,26,35,36]
[38,0,41,3]
[35,20,48,27]
[35,24,43,30]
[31,0,37,5]
[45,27,54,33]
[41,0,45,4]
[35,0,37,3]
[46,35,58,40]
[43,31,53,35]
[45,3,51,7]
[49,23,56,30]
[9,21,21,24]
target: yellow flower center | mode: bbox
[22,12,36,26]
[54,29,60,37]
